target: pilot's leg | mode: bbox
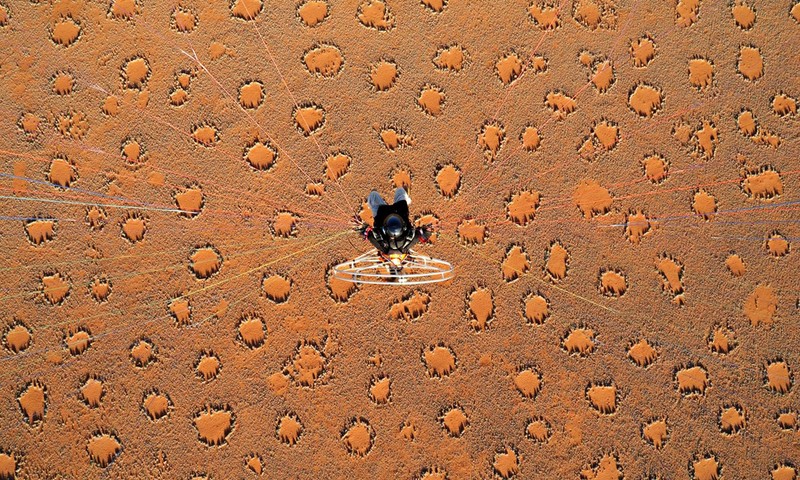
[367,190,387,218]
[393,187,411,206]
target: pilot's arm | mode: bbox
[417,225,434,243]
[404,225,432,251]
[366,230,386,252]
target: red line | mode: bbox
[234,1,357,215]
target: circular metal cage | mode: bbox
[331,249,454,285]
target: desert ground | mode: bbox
[0,0,799,478]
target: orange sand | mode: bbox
[0,1,798,478]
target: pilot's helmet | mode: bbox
[382,213,406,239]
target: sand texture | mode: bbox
[0,0,799,478]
